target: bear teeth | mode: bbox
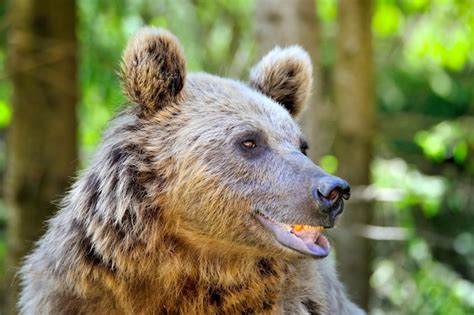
[291,224,324,233]
[256,212,325,233]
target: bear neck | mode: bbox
[70,161,298,313]
[139,232,296,313]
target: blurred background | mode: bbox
[0,0,473,314]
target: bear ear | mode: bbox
[249,46,313,117]
[121,27,186,117]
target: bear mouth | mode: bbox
[255,211,330,258]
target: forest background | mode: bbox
[0,0,473,314]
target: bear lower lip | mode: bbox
[255,211,330,258]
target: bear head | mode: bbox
[118,27,350,259]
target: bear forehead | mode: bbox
[180,73,303,141]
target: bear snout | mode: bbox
[312,175,351,222]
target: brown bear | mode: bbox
[18,27,364,314]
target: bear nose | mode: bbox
[312,176,350,216]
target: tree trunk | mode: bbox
[4,0,78,313]
[332,0,374,310]
[254,0,330,161]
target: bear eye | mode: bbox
[237,132,265,158]
[300,141,309,156]
[241,139,257,149]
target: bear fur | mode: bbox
[18,27,364,314]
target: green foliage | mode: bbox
[371,238,474,314]
[320,154,338,175]
[78,0,133,157]
[368,0,474,313]
[403,0,473,72]
[317,0,337,22]
[0,101,10,128]
[373,159,447,218]
[371,159,474,313]
[0,0,472,313]
[416,120,471,164]
[373,1,404,37]
[0,51,11,128]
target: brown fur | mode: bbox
[120,27,186,118]
[19,28,364,314]
[249,46,312,117]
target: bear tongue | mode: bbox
[288,224,330,257]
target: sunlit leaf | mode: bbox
[401,0,429,12]
[0,100,11,128]
[373,3,403,37]
[415,130,446,161]
[320,155,338,175]
[453,141,468,163]
[317,0,337,22]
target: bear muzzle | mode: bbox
[254,174,350,258]
[312,175,351,222]
[255,212,331,258]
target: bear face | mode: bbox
[120,27,350,260]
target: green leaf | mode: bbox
[320,155,338,175]
[0,100,11,128]
[453,141,468,163]
[373,3,403,37]
[317,0,337,22]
